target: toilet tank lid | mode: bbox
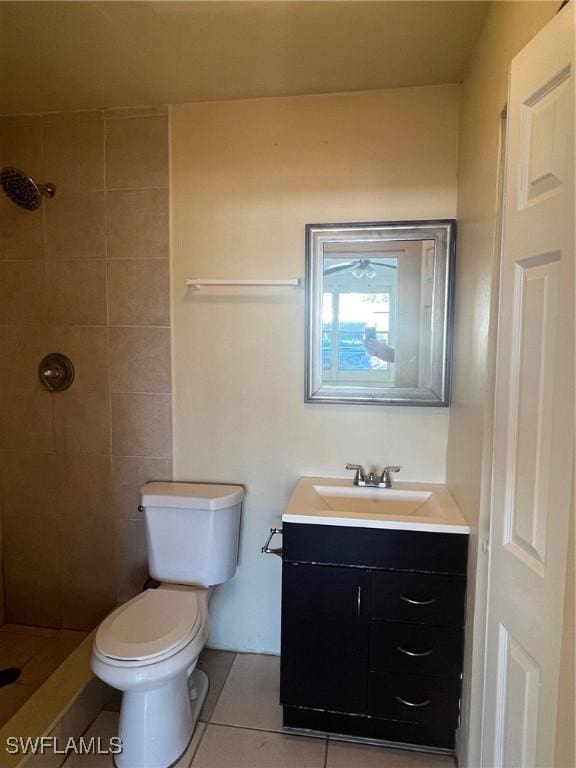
[141,481,244,510]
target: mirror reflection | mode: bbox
[306,221,455,405]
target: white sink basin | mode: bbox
[312,485,432,516]
[283,477,470,533]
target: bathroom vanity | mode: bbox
[279,477,469,752]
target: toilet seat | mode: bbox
[95,588,205,666]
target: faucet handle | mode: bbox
[380,465,401,487]
[346,463,366,485]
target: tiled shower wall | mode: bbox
[0,107,172,629]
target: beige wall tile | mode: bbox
[58,514,116,630]
[0,261,46,324]
[111,393,172,458]
[46,260,107,325]
[42,111,103,126]
[45,191,105,260]
[0,122,46,261]
[0,197,44,260]
[48,326,111,454]
[0,121,44,177]
[115,518,148,602]
[55,454,112,518]
[0,390,54,452]
[53,390,111,455]
[0,325,52,396]
[107,259,170,326]
[0,328,54,452]
[0,115,43,128]
[111,456,172,517]
[104,106,167,120]
[43,118,104,190]
[109,326,171,393]
[105,115,168,189]
[3,511,60,627]
[105,188,169,259]
[43,325,109,393]
[0,106,171,634]
[0,451,57,518]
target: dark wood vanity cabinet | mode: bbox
[280,523,468,751]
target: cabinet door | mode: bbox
[281,563,369,714]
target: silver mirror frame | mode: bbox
[305,219,456,407]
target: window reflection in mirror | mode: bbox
[306,221,455,406]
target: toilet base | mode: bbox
[115,668,208,768]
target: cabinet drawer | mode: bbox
[283,523,468,574]
[370,571,466,626]
[369,622,463,677]
[368,672,461,727]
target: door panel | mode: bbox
[505,254,560,574]
[482,5,574,767]
[280,563,369,713]
[494,625,541,768]
[519,68,571,207]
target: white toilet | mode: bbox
[91,482,244,768]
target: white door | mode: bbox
[482,4,575,768]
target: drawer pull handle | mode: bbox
[400,594,436,606]
[396,646,434,658]
[395,695,431,708]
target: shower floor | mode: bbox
[0,624,87,727]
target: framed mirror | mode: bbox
[305,219,456,406]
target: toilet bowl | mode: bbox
[92,586,209,768]
[91,482,244,768]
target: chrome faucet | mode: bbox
[346,463,401,488]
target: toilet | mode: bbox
[91,482,244,768]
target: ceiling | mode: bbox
[0,1,490,115]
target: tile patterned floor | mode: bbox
[0,624,87,726]
[63,651,456,768]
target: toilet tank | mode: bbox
[141,482,244,587]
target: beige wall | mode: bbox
[0,107,172,629]
[171,85,459,652]
[445,3,562,766]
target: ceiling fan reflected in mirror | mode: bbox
[323,251,404,280]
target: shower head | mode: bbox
[0,166,56,211]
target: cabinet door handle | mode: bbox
[395,695,431,708]
[400,594,436,606]
[356,586,362,617]
[396,646,434,658]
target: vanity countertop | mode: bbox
[282,476,470,534]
